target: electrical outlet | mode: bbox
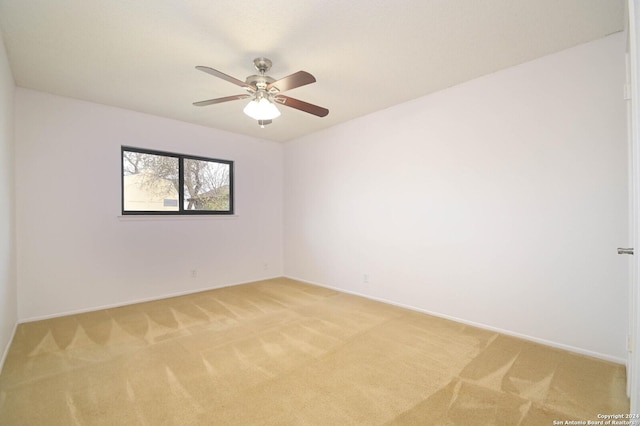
[363,274,369,284]
[191,269,197,278]
[263,263,269,271]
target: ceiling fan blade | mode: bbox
[195,66,254,90]
[193,94,251,107]
[267,71,316,92]
[274,95,329,117]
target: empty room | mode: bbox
[1,0,639,424]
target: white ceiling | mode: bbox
[0,0,625,142]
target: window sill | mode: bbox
[117,214,239,221]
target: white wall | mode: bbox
[0,30,17,366]
[284,33,629,362]
[15,90,283,320]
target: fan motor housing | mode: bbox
[245,74,275,90]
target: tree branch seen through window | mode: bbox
[121,147,233,215]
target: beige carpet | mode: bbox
[0,278,629,425]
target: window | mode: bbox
[121,146,234,215]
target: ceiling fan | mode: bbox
[193,57,329,127]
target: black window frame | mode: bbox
[121,146,234,216]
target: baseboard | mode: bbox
[0,321,18,375]
[285,275,627,365]
[18,275,283,324]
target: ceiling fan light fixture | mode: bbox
[243,97,281,120]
